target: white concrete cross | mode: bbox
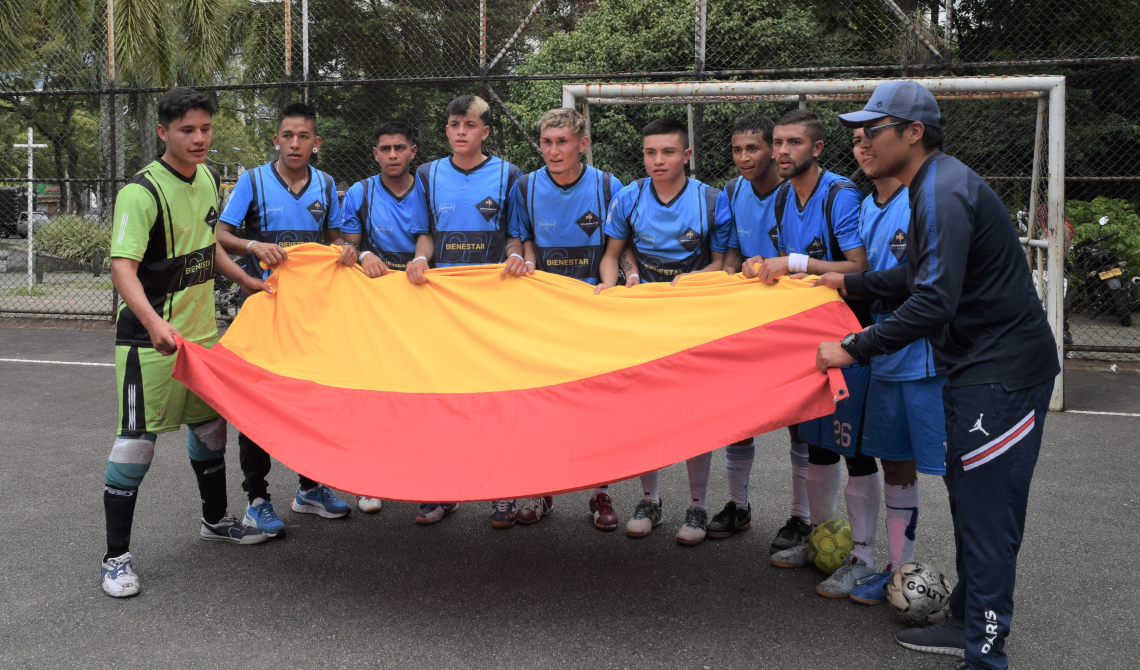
[14,127,48,294]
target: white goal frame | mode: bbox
[563,77,1067,410]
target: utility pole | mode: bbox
[14,128,47,295]
[302,0,309,103]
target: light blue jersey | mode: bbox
[774,170,862,261]
[340,174,429,271]
[416,155,521,267]
[603,178,720,284]
[859,186,938,381]
[715,176,781,259]
[219,162,340,280]
[507,166,622,285]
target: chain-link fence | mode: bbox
[1,0,1138,357]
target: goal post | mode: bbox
[563,77,1067,410]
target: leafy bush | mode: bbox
[1065,197,1140,271]
[33,216,111,267]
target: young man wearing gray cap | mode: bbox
[814,80,1058,670]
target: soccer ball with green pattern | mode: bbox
[808,519,853,574]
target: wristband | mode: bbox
[411,256,428,266]
[509,253,525,261]
[788,253,810,274]
[246,240,256,253]
[358,250,374,261]
[524,260,534,266]
[628,273,639,282]
[343,239,360,251]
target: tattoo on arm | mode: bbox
[619,255,634,274]
[505,238,521,256]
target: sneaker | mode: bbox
[770,540,811,568]
[676,507,709,545]
[517,496,554,524]
[357,496,383,514]
[850,568,892,605]
[949,660,969,670]
[706,501,751,539]
[200,515,270,544]
[243,500,285,537]
[770,515,811,553]
[589,492,619,531]
[895,613,966,658]
[490,499,517,528]
[416,502,459,525]
[816,557,875,598]
[625,498,663,538]
[101,552,140,598]
[291,485,351,519]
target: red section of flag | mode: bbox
[174,301,856,501]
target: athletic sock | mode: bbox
[640,471,660,504]
[885,479,920,567]
[251,496,266,507]
[590,485,609,496]
[685,452,712,511]
[725,441,755,508]
[789,440,810,520]
[844,473,882,565]
[806,461,841,529]
[104,486,138,561]
[190,457,228,525]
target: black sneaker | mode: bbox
[770,515,811,553]
[490,499,516,528]
[895,614,966,658]
[706,501,751,539]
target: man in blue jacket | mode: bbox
[814,81,1059,670]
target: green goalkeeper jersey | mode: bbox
[111,158,222,346]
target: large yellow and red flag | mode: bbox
[173,244,856,502]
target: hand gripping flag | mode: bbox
[173,244,856,502]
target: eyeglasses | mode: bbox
[864,120,906,140]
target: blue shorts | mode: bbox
[860,376,948,475]
[798,364,871,457]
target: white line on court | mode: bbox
[0,358,113,367]
[1065,410,1140,417]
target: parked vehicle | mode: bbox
[214,254,248,324]
[16,211,50,236]
[1068,216,1134,327]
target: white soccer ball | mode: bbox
[887,561,951,626]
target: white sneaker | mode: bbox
[770,540,811,568]
[816,557,875,598]
[101,552,140,598]
[357,496,383,514]
[675,507,708,546]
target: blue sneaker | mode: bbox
[291,484,351,519]
[101,552,140,598]
[850,568,891,605]
[243,499,285,537]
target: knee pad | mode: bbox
[726,441,756,461]
[808,444,841,466]
[845,453,879,477]
[187,417,227,461]
[105,434,156,489]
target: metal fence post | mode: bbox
[1047,79,1067,411]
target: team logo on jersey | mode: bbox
[204,206,218,231]
[890,228,907,261]
[676,227,703,252]
[575,211,602,237]
[768,226,780,248]
[475,197,500,222]
[805,236,826,259]
[307,199,326,222]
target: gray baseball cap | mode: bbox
[838,80,942,129]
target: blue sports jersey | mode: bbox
[506,165,622,285]
[859,187,937,381]
[220,162,341,280]
[416,155,521,267]
[340,174,429,271]
[603,178,720,284]
[775,170,863,261]
[716,176,781,258]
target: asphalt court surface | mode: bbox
[1,327,1137,669]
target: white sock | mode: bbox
[790,440,810,521]
[640,471,660,504]
[885,479,920,568]
[725,441,755,508]
[590,485,608,496]
[686,452,712,511]
[251,497,265,507]
[806,461,841,528]
[845,473,882,566]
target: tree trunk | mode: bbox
[99,85,125,224]
[138,93,157,165]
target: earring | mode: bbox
[312,148,318,154]
[275,145,280,151]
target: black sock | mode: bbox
[190,457,228,525]
[104,486,138,562]
[298,474,319,491]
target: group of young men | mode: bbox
[101,82,1056,670]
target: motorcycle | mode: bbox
[1067,216,1134,327]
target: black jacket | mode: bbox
[845,152,1059,389]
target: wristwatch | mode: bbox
[343,239,360,251]
[840,332,870,365]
